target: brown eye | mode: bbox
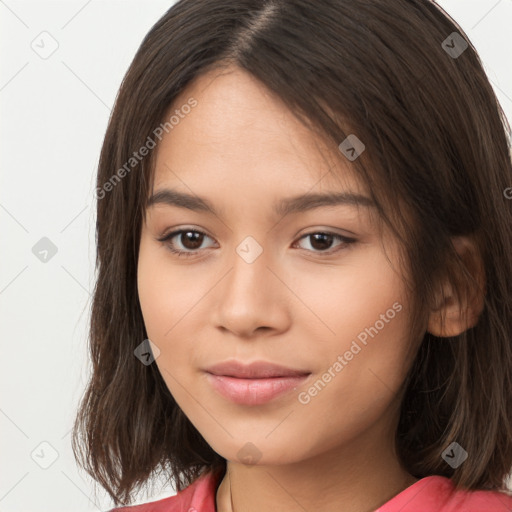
[295,232,356,254]
[157,229,215,257]
[177,231,204,250]
[309,233,334,251]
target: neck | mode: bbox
[216,425,417,512]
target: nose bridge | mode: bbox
[227,234,271,298]
[213,233,289,335]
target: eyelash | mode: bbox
[156,228,356,258]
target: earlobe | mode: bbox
[426,236,486,338]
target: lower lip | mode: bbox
[205,373,310,405]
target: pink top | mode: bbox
[111,469,512,512]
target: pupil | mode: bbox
[182,231,203,249]
[310,233,332,251]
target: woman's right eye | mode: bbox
[157,229,216,258]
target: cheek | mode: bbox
[297,252,406,345]
[137,236,212,388]
[293,301,411,453]
[137,236,200,339]
[296,252,411,401]
[137,245,169,339]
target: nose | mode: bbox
[212,240,291,339]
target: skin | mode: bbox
[137,65,478,512]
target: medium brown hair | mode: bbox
[72,0,512,506]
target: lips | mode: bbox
[204,360,311,405]
[204,359,311,379]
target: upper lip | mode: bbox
[205,360,311,379]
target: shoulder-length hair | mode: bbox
[72,0,512,506]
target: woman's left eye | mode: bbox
[157,229,356,258]
[293,232,356,254]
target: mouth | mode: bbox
[204,360,311,405]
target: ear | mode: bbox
[427,236,486,337]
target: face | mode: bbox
[137,65,415,466]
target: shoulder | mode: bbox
[108,469,223,512]
[378,475,512,512]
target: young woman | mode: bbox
[72,1,512,510]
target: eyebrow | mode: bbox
[147,188,375,217]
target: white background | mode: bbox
[1,1,511,511]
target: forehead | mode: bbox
[151,65,366,198]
